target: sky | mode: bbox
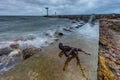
[0,0,120,15]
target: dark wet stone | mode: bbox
[107,59,119,71]
[71,21,76,23]
[103,53,110,58]
[0,47,12,56]
[75,24,83,28]
[99,36,108,46]
[69,27,74,29]
[63,28,72,32]
[115,59,120,65]
[55,31,64,37]
[26,35,36,40]
[10,43,19,49]
[12,37,25,42]
[22,47,41,59]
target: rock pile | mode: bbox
[98,19,120,80]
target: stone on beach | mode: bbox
[12,37,25,42]
[99,36,108,46]
[63,28,72,32]
[75,24,83,28]
[8,49,21,57]
[0,47,12,56]
[26,35,36,40]
[9,43,21,57]
[22,47,41,60]
[55,31,64,37]
[10,43,19,49]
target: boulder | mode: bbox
[0,47,12,56]
[8,49,21,57]
[10,43,19,49]
[55,32,64,37]
[63,28,72,32]
[12,37,25,42]
[22,47,41,60]
[71,21,76,23]
[75,24,83,28]
[26,35,36,40]
[99,36,109,46]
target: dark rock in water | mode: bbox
[44,30,53,38]
[22,47,41,59]
[58,32,64,36]
[55,31,64,37]
[75,24,83,28]
[71,21,76,23]
[63,28,72,32]
[12,37,25,42]
[10,43,19,49]
[69,27,74,29]
[54,38,59,41]
[0,47,12,56]
[26,35,36,40]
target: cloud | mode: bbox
[0,0,120,15]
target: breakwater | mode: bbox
[46,14,120,21]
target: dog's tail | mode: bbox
[78,48,91,55]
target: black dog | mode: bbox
[59,43,90,57]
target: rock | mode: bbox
[69,27,74,29]
[10,43,19,49]
[8,43,21,57]
[63,28,72,32]
[12,37,25,42]
[8,49,21,57]
[75,24,83,28]
[22,47,41,59]
[55,31,64,37]
[107,59,119,71]
[26,35,36,40]
[44,30,54,38]
[0,47,12,56]
[99,36,108,46]
[103,53,110,58]
[71,21,76,23]
[115,59,120,65]
[54,38,59,41]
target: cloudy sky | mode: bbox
[0,0,120,15]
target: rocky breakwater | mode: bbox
[98,19,120,80]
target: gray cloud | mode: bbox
[0,0,120,15]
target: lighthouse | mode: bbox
[45,7,49,16]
